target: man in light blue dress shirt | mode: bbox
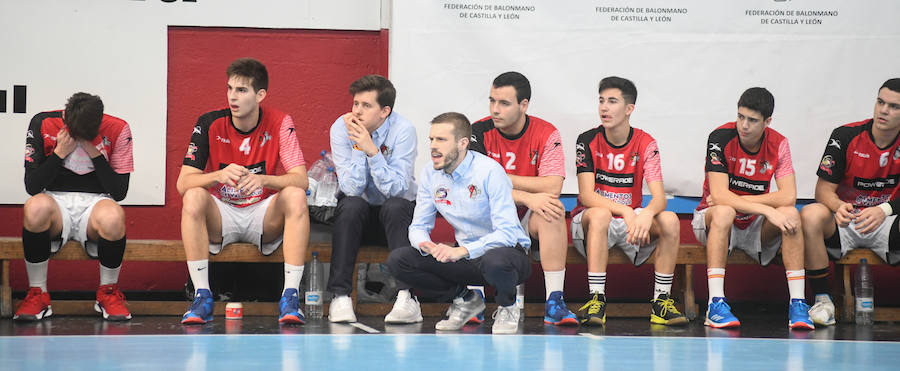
[387,112,532,334]
[326,75,419,324]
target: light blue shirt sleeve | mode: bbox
[367,117,417,198]
[408,167,436,255]
[462,162,528,259]
[329,116,368,197]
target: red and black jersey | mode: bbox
[572,126,661,216]
[24,110,134,196]
[183,106,305,207]
[469,115,565,178]
[816,119,900,208]
[697,122,793,229]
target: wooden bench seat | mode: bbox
[1,237,893,322]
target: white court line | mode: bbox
[579,333,603,340]
[350,322,381,334]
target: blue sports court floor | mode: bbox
[3,314,900,370]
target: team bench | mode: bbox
[0,237,891,322]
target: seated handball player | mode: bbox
[177,58,311,324]
[17,92,134,321]
[469,72,576,326]
[571,77,687,326]
[802,78,900,326]
[692,87,813,330]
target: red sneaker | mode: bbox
[14,287,52,321]
[95,284,132,321]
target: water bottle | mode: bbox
[306,178,318,204]
[516,284,525,322]
[321,150,334,169]
[305,252,324,319]
[314,167,338,207]
[855,258,874,325]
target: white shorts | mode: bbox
[210,195,283,256]
[827,215,898,264]
[45,191,111,258]
[571,208,658,266]
[692,208,782,265]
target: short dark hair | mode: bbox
[881,78,900,94]
[431,112,471,141]
[349,74,396,110]
[227,58,268,92]
[737,87,775,120]
[64,92,104,141]
[492,72,531,103]
[598,76,637,105]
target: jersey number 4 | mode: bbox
[239,138,252,155]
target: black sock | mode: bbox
[98,235,126,269]
[807,267,830,296]
[22,228,51,263]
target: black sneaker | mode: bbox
[650,294,688,326]
[578,293,606,326]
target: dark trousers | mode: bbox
[326,196,415,296]
[386,245,531,307]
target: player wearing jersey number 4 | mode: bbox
[802,78,900,326]
[571,77,686,327]
[692,87,813,330]
[177,58,311,325]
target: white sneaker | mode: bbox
[808,294,836,326]
[436,292,486,331]
[385,290,423,324]
[328,295,357,323]
[491,305,520,334]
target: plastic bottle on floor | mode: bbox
[305,252,324,319]
[855,258,874,325]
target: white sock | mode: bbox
[588,272,606,295]
[707,268,725,304]
[99,264,121,286]
[283,263,304,295]
[25,260,49,292]
[653,271,674,299]
[468,285,485,296]
[544,269,565,300]
[786,270,805,302]
[187,259,210,291]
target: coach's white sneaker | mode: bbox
[328,295,357,323]
[491,305,520,334]
[808,294,836,326]
[385,290,423,324]
[436,291,486,331]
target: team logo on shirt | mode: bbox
[434,187,451,205]
[819,155,834,175]
[709,152,722,166]
[467,184,481,198]
[185,142,198,161]
[894,146,900,161]
[758,161,771,175]
[575,143,587,167]
[259,131,272,148]
[24,144,35,163]
[530,149,539,165]
[630,152,640,166]
[381,144,392,157]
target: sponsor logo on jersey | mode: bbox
[26,130,34,139]
[595,169,634,188]
[575,151,587,168]
[488,151,501,159]
[216,136,231,144]
[25,144,35,162]
[880,152,890,167]
[597,189,633,206]
[853,174,899,191]
[819,155,834,175]
[193,125,202,135]
[854,194,892,208]
[729,175,768,193]
[434,187,451,205]
[854,151,870,159]
[575,142,585,153]
[470,134,478,143]
[828,138,841,149]
[709,143,721,152]
[43,133,56,141]
[185,142,198,160]
[467,184,481,198]
[709,152,722,166]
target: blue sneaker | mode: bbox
[704,297,740,328]
[788,299,815,330]
[279,288,305,324]
[544,291,578,326]
[181,288,214,324]
[465,289,486,325]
